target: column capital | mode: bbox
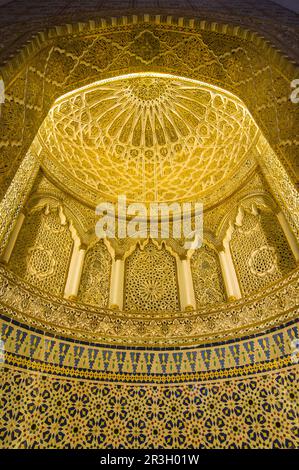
[273,206,282,216]
[79,243,88,251]
[215,244,225,254]
[114,252,125,261]
[109,238,136,261]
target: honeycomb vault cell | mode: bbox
[39,73,258,203]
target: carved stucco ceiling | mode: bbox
[39,73,259,203]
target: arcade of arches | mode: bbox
[0,0,298,449]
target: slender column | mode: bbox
[64,242,87,300]
[218,243,242,301]
[256,135,299,242]
[277,211,299,262]
[109,256,125,310]
[0,148,42,257]
[0,211,25,263]
[176,256,196,311]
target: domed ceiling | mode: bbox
[38,73,259,204]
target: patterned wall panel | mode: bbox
[8,208,73,295]
[39,75,258,204]
[0,20,298,203]
[0,315,298,449]
[231,210,296,295]
[0,264,298,345]
[191,245,226,307]
[124,241,179,312]
[0,315,297,381]
[77,241,111,308]
[1,366,298,449]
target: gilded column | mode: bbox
[64,242,87,300]
[256,135,299,242]
[0,211,25,263]
[176,256,196,311]
[276,211,299,262]
[109,255,125,310]
[218,243,242,301]
[0,147,42,257]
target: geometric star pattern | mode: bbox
[39,73,258,203]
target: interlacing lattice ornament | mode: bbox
[39,74,258,203]
[0,21,298,209]
[191,245,226,307]
[231,210,296,295]
[8,208,73,296]
[125,241,179,313]
[0,366,298,449]
[0,150,41,255]
[0,264,298,345]
[78,241,111,308]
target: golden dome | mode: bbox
[39,73,259,203]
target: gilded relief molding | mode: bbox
[0,264,298,346]
[38,74,259,205]
[0,15,298,203]
[0,145,43,257]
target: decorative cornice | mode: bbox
[0,264,298,346]
[1,14,298,86]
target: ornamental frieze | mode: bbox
[0,265,298,346]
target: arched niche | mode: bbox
[8,201,75,295]
[0,14,298,201]
[220,197,297,295]
[190,241,227,307]
[124,238,180,312]
[77,239,112,308]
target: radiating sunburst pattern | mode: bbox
[39,73,259,202]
